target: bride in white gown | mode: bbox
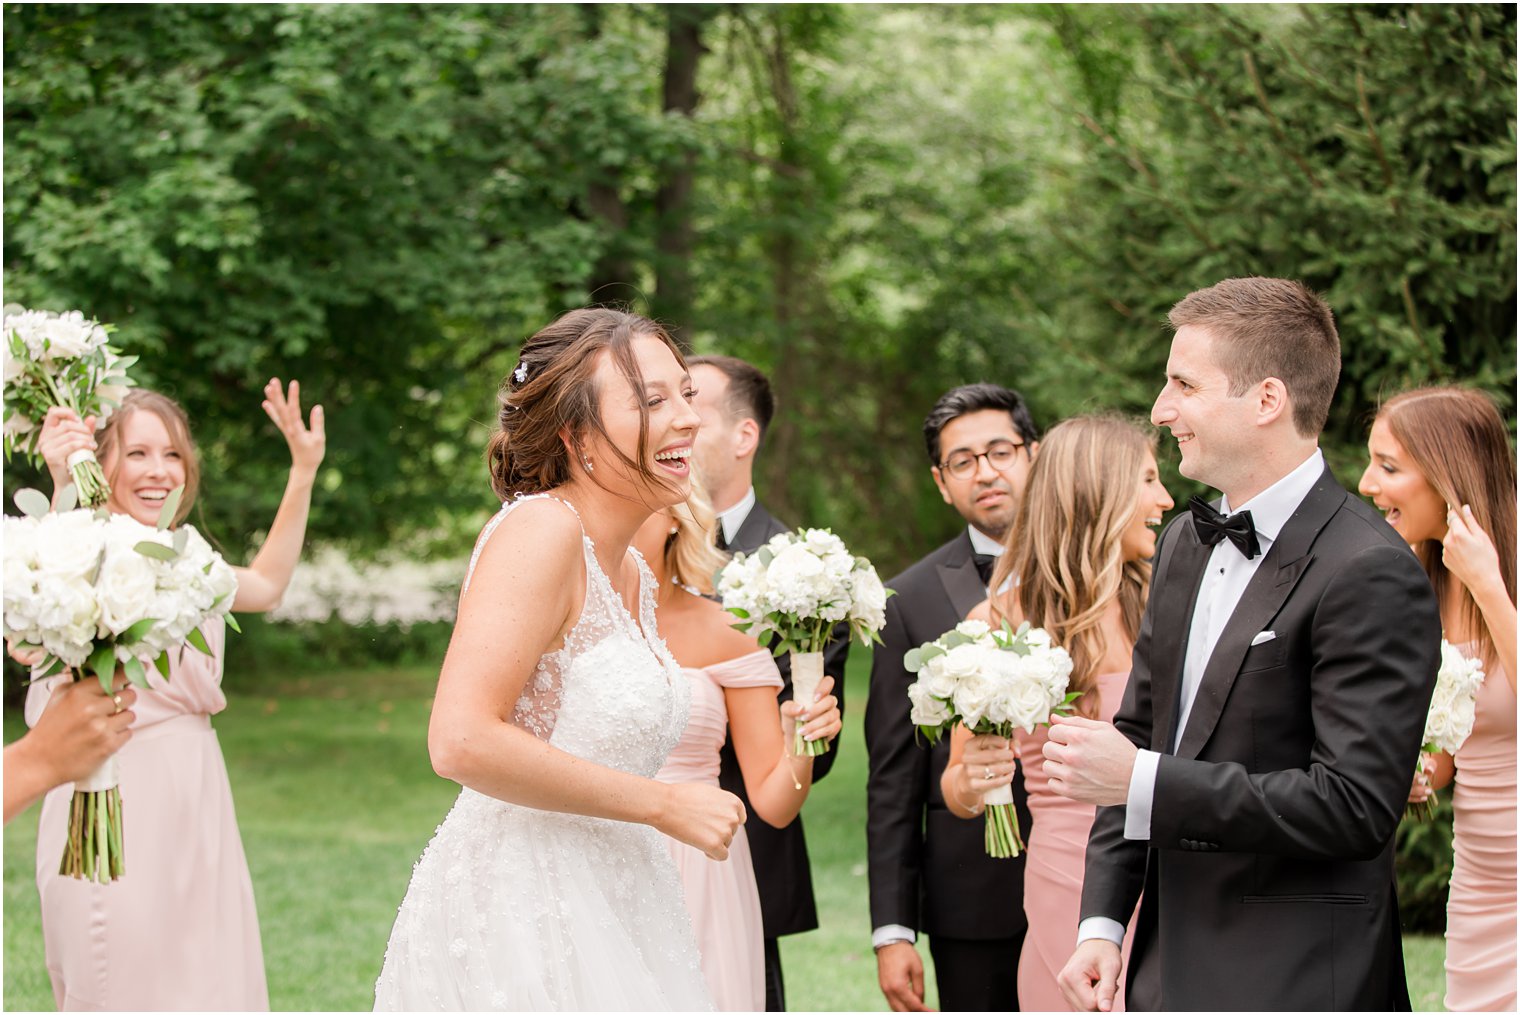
[374,309,745,1012]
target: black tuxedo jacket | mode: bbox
[865,531,1032,941]
[716,499,850,939]
[1081,465,1440,1011]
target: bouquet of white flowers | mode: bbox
[3,305,137,507]
[3,487,239,881]
[1409,639,1487,819]
[717,527,888,755]
[905,619,1077,857]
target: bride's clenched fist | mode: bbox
[655,782,746,861]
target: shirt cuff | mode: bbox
[1076,916,1126,947]
[1124,749,1160,841]
[872,924,916,950]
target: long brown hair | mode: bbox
[487,308,687,502]
[989,416,1155,717]
[1376,386,1516,666]
[96,390,200,525]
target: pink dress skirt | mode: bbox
[656,648,782,1012]
[26,619,268,1011]
[1014,670,1136,1012]
[1446,647,1516,1012]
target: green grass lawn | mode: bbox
[5,652,1447,1010]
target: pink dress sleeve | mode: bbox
[704,648,784,690]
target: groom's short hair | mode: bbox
[1169,277,1340,438]
[687,354,775,445]
[922,383,1039,465]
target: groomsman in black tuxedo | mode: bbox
[1048,278,1441,1011]
[865,383,1040,1012]
[687,354,849,1013]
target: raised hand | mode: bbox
[261,378,325,475]
[781,674,842,751]
[36,406,98,492]
[1442,504,1504,599]
[655,782,746,861]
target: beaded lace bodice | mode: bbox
[461,493,688,778]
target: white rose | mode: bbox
[908,681,953,727]
[1003,677,1056,732]
[920,655,959,699]
[952,671,999,728]
[955,619,991,640]
[33,511,106,583]
[95,549,158,634]
[939,642,990,682]
[849,568,887,631]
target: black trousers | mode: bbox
[763,936,785,1011]
[928,934,1022,1012]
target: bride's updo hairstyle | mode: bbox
[487,307,688,502]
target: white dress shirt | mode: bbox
[717,486,757,547]
[872,526,1006,951]
[1078,449,1324,948]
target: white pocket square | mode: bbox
[1250,630,1277,646]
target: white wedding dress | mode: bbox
[374,495,712,1011]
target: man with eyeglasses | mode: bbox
[866,383,1041,1011]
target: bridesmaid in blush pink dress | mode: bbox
[1012,670,1135,1011]
[941,416,1173,1012]
[633,481,842,1011]
[24,383,325,1011]
[1361,387,1516,1012]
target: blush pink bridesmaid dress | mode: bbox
[1445,647,1516,1012]
[656,648,783,1012]
[1013,669,1136,1012]
[25,618,268,1012]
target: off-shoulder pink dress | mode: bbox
[655,648,783,1012]
[25,618,268,1012]
[1013,670,1136,1013]
[1445,646,1516,1012]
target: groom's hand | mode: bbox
[1059,939,1122,1012]
[875,941,933,1012]
[1043,715,1135,806]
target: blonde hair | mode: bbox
[989,416,1155,717]
[1376,386,1516,667]
[664,474,731,595]
[96,390,200,526]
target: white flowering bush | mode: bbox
[716,527,888,652]
[905,619,1077,856]
[267,545,463,628]
[3,306,137,507]
[2,486,237,882]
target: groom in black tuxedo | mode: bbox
[865,383,1040,1012]
[687,354,849,1013]
[1047,277,1441,1011]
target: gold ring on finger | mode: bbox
[112,694,123,713]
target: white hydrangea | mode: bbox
[3,308,110,363]
[904,620,1074,739]
[715,527,887,654]
[267,545,464,627]
[2,506,238,674]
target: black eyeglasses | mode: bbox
[939,440,1027,480]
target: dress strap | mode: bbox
[461,493,585,595]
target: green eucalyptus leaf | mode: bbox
[14,487,50,518]
[122,655,148,689]
[54,483,79,513]
[134,540,178,562]
[119,617,158,644]
[156,486,184,530]
[173,528,189,554]
[224,613,242,634]
[152,653,171,680]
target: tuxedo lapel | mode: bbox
[730,501,778,555]
[1153,522,1212,752]
[935,533,984,621]
[1174,468,1348,760]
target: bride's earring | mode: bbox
[581,453,594,474]
[668,523,679,535]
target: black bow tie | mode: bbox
[972,552,997,585]
[1189,496,1261,559]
